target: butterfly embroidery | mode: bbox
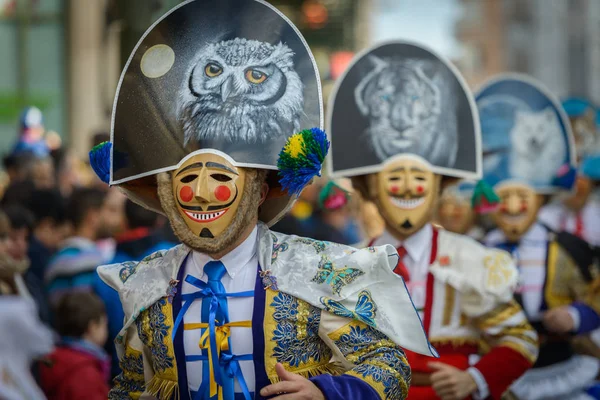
[271,234,289,263]
[293,237,327,253]
[119,261,139,283]
[312,255,364,295]
[260,269,279,291]
[166,279,179,303]
[320,290,378,328]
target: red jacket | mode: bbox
[39,346,109,400]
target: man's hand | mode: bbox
[543,306,575,334]
[428,362,477,400]
[260,363,325,400]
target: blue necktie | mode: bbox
[200,261,234,400]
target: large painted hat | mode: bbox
[476,74,576,193]
[327,41,481,179]
[561,97,599,161]
[91,0,324,226]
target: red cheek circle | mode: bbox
[520,202,528,212]
[390,186,399,194]
[214,185,231,202]
[179,186,193,202]
[416,186,424,193]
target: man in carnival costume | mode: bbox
[327,41,537,400]
[478,74,600,400]
[436,180,486,242]
[538,97,600,246]
[89,1,436,399]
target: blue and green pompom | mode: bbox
[89,141,112,184]
[277,128,330,196]
[471,180,499,214]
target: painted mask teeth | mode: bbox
[183,209,228,223]
[502,214,526,224]
[390,197,425,209]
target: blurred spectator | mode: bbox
[95,187,127,263]
[39,292,109,400]
[45,188,108,306]
[27,189,68,283]
[28,156,56,189]
[2,151,36,184]
[0,209,26,295]
[4,205,52,325]
[273,181,346,243]
[0,297,53,400]
[12,107,49,159]
[1,179,35,207]
[51,148,81,197]
[95,199,175,379]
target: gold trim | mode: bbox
[442,284,455,326]
[268,363,345,383]
[146,376,179,400]
[545,242,572,308]
[477,300,522,328]
[296,300,310,340]
[264,289,335,383]
[346,360,409,400]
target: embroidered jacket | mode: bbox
[371,226,538,400]
[486,222,600,368]
[97,222,436,400]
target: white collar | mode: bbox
[191,225,258,279]
[378,224,432,261]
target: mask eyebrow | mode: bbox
[410,167,426,173]
[175,162,203,177]
[390,167,406,173]
[206,162,238,175]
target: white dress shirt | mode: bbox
[182,226,258,393]
[372,224,432,318]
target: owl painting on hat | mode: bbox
[90,2,435,400]
[329,41,536,400]
[479,74,600,400]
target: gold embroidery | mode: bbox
[483,253,514,290]
[476,300,522,328]
[137,299,178,400]
[442,284,455,326]
[545,242,573,308]
[263,289,333,382]
[346,361,409,400]
[296,300,310,340]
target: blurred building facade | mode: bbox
[456,0,600,103]
[0,0,369,159]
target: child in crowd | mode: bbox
[39,292,110,400]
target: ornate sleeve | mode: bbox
[547,242,600,334]
[310,311,411,400]
[109,327,146,400]
[470,300,538,400]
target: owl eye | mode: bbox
[245,69,268,84]
[205,63,223,78]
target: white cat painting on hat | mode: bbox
[509,107,566,186]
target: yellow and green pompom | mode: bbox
[277,128,330,196]
[89,141,112,184]
[471,180,499,214]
